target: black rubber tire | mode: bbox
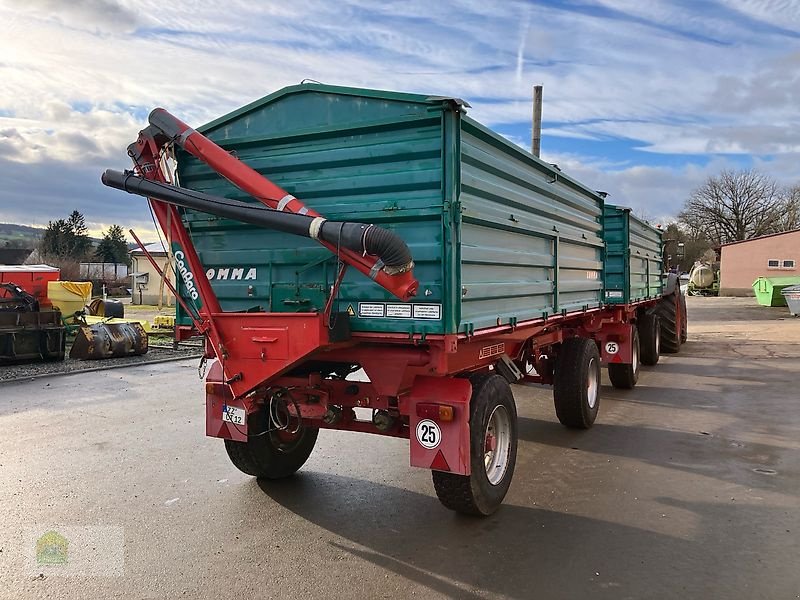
[224,411,318,479]
[432,373,518,516]
[608,328,640,389]
[639,312,660,366]
[656,293,681,354]
[553,338,601,429]
[679,293,688,343]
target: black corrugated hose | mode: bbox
[101,169,413,274]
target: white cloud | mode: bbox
[723,0,800,32]
[0,0,798,228]
[540,151,734,224]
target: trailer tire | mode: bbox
[224,412,318,479]
[553,338,601,429]
[638,313,660,366]
[608,328,640,389]
[656,293,681,354]
[432,373,517,516]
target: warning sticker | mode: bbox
[413,304,441,320]
[358,303,385,318]
[386,304,412,318]
[353,302,442,320]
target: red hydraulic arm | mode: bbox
[120,111,420,397]
[145,108,418,301]
[123,125,236,369]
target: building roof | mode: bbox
[720,228,800,247]
[0,263,58,272]
[0,248,34,265]
[130,241,167,255]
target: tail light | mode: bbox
[416,403,454,422]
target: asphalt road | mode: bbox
[1,297,799,599]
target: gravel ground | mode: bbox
[0,340,202,383]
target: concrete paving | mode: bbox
[1,296,799,599]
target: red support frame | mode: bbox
[126,126,333,397]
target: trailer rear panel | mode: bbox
[602,205,663,304]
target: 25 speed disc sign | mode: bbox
[415,419,442,450]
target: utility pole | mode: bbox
[532,84,543,157]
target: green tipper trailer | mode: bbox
[107,83,686,516]
[174,83,604,336]
[602,205,663,304]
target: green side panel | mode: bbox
[173,83,610,336]
[176,85,452,335]
[753,276,800,306]
[458,118,604,332]
[602,205,663,304]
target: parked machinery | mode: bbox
[687,261,720,296]
[103,83,686,515]
[0,282,66,364]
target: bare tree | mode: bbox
[777,184,800,232]
[661,222,713,272]
[678,169,792,245]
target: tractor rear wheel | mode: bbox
[553,338,601,429]
[225,410,318,479]
[432,373,518,516]
[656,292,681,354]
[639,312,660,366]
[608,327,640,389]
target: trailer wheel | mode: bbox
[656,292,681,353]
[224,411,318,479]
[608,328,640,389]
[679,293,688,343]
[553,338,601,429]
[638,313,660,366]
[432,373,518,516]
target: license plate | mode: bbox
[222,405,246,426]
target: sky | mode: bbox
[0,0,798,241]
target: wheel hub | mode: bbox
[484,405,512,485]
[587,358,598,409]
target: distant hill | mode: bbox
[0,223,44,248]
[0,223,107,250]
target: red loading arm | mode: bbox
[147,108,418,301]
[125,129,234,369]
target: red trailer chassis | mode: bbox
[203,302,663,472]
[121,109,685,516]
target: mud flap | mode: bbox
[205,360,248,442]
[408,375,472,476]
[597,323,635,365]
